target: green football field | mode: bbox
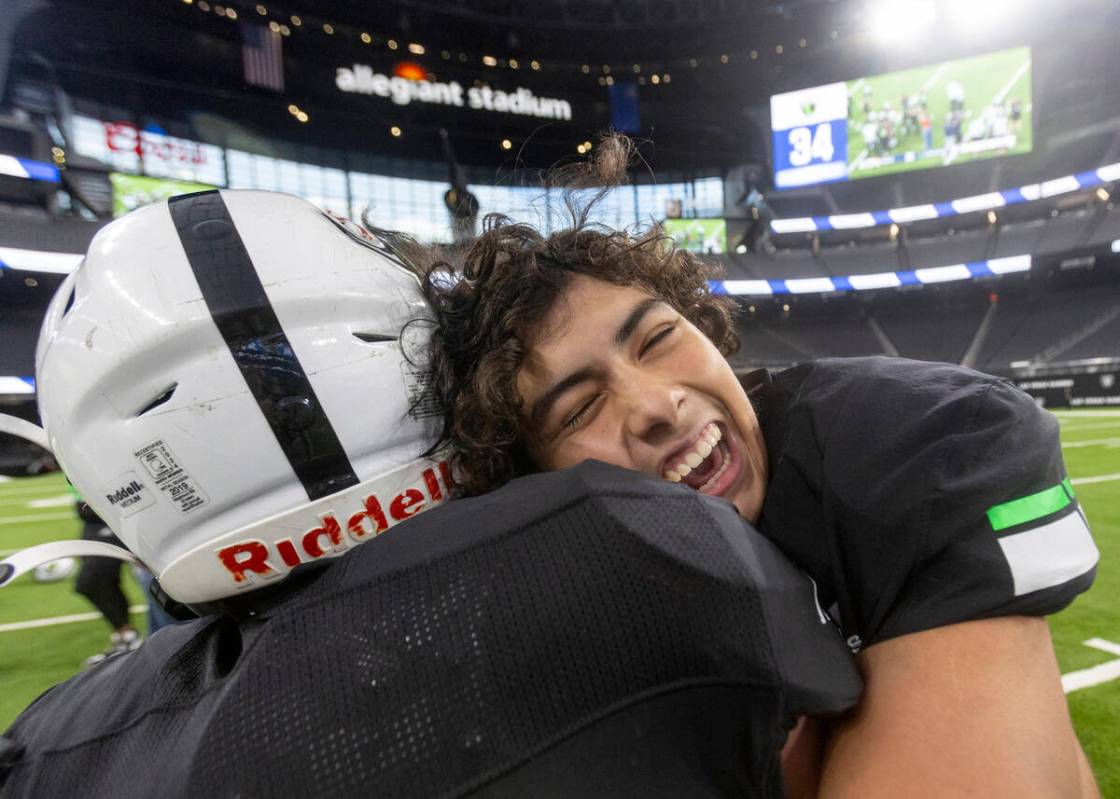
[0,409,1117,792]
[845,47,1033,181]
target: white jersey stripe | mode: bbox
[997,507,1098,597]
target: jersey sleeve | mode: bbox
[758,357,1099,649]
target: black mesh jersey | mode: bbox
[3,461,861,799]
[753,356,1099,650]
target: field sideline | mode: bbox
[0,409,1117,792]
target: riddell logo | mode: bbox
[106,480,145,505]
[216,461,451,587]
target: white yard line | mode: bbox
[0,605,148,633]
[1056,422,1120,434]
[1070,473,1120,486]
[1052,410,1120,418]
[922,62,951,92]
[0,494,73,508]
[1061,438,1120,448]
[0,512,75,526]
[994,59,1031,105]
[1062,639,1120,694]
[26,495,75,508]
[0,484,72,497]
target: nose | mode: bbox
[620,376,685,442]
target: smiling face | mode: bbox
[516,274,768,522]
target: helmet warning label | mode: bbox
[402,364,442,420]
[134,439,210,514]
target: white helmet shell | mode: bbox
[35,190,449,604]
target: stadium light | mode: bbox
[869,0,938,46]
[1111,240,1120,254]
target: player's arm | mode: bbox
[816,366,1099,796]
[757,358,1100,798]
[819,616,1099,799]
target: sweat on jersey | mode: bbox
[2,462,860,799]
[753,356,1099,651]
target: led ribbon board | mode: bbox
[709,254,1031,295]
[772,162,1120,233]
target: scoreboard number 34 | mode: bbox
[787,123,835,167]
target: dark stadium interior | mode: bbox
[1,0,1119,394]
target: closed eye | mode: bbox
[562,396,598,431]
[639,324,676,357]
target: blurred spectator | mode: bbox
[73,501,142,667]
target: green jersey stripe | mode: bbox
[987,481,1072,532]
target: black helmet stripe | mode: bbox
[169,190,360,501]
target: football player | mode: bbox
[0,190,861,798]
[416,136,1101,797]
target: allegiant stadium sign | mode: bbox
[335,64,573,121]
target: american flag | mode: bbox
[241,23,284,91]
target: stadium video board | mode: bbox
[110,173,215,217]
[771,47,1032,189]
[662,218,727,254]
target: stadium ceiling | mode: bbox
[7,0,1116,172]
[287,0,841,62]
[345,0,821,30]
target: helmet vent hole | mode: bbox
[353,332,398,344]
[135,383,178,417]
[62,285,76,316]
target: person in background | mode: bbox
[73,501,142,666]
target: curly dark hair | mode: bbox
[407,136,740,497]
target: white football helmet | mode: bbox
[0,190,448,606]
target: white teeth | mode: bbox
[699,440,732,493]
[663,423,725,482]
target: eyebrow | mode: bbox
[613,297,663,347]
[529,297,665,429]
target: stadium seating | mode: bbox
[818,242,900,277]
[1061,313,1120,361]
[904,232,989,271]
[875,299,990,364]
[972,284,1120,369]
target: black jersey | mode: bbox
[2,462,860,799]
[753,357,1099,650]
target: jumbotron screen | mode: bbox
[771,47,1032,189]
[662,218,727,254]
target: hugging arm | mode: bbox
[756,357,1100,797]
[820,616,1098,798]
